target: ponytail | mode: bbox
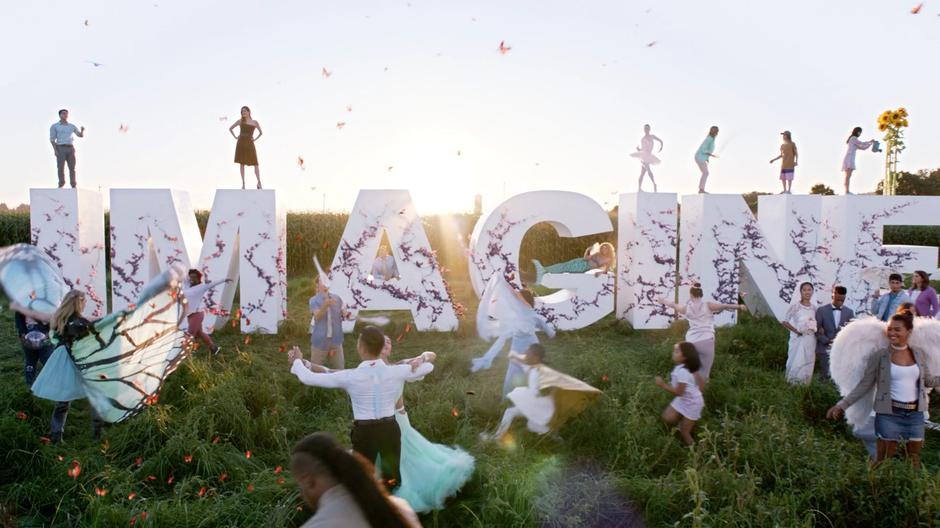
[292,433,407,528]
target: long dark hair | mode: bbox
[677,342,701,373]
[240,106,251,123]
[913,270,930,291]
[846,126,862,144]
[292,433,407,528]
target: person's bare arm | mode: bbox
[10,303,52,323]
[655,376,685,396]
[229,122,238,138]
[656,297,686,314]
[706,302,746,313]
[652,135,664,152]
[253,121,262,141]
[75,126,85,138]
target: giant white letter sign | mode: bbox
[329,190,457,331]
[468,191,614,330]
[617,192,678,329]
[679,194,825,325]
[819,195,939,314]
[29,189,107,318]
[109,189,286,333]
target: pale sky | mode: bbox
[4,0,940,214]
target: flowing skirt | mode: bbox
[31,345,86,401]
[507,387,555,434]
[394,412,475,513]
[630,150,661,166]
[785,333,816,384]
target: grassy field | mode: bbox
[3,276,940,527]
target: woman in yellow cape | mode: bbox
[481,344,601,440]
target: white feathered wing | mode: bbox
[829,316,887,431]
[909,317,940,385]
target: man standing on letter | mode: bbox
[695,126,719,193]
[49,109,84,188]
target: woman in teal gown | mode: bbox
[531,242,615,285]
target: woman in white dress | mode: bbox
[842,126,875,195]
[630,124,664,192]
[657,283,746,382]
[781,282,817,384]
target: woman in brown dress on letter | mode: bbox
[229,106,263,189]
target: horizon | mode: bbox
[6,1,940,214]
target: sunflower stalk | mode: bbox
[877,107,908,196]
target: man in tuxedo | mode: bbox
[815,285,854,380]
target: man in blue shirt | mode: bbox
[49,109,85,188]
[870,273,911,321]
[309,276,348,369]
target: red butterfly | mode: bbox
[498,41,511,54]
[322,67,332,78]
[911,3,923,13]
[336,121,346,130]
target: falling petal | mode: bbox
[183,455,192,463]
[39,436,51,444]
[297,156,305,170]
[167,475,174,485]
[16,411,27,421]
[220,472,229,482]
[911,3,923,13]
[498,40,511,54]
[67,460,82,479]
[321,67,332,78]
[336,121,346,130]
[247,483,255,492]
[274,465,283,474]
[198,486,206,497]
[245,450,252,459]
[277,476,286,485]
[451,407,459,417]
[95,487,108,497]
[135,457,143,467]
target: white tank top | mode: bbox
[889,362,920,403]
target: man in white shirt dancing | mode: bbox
[288,326,435,489]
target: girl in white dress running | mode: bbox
[655,342,704,446]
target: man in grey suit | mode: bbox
[815,285,854,380]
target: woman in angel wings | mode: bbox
[826,308,940,469]
[471,274,555,397]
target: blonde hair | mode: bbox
[51,290,85,335]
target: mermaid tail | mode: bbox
[532,260,546,285]
[394,412,475,512]
[533,258,592,285]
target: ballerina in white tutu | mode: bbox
[630,124,664,192]
[481,344,601,441]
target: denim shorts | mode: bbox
[875,407,925,442]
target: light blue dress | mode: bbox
[31,344,86,401]
[393,409,475,512]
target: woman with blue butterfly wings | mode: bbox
[1,244,190,441]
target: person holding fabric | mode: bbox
[656,283,746,382]
[480,344,601,442]
[827,309,940,469]
[0,245,190,435]
[769,130,798,194]
[287,326,435,489]
[694,126,719,193]
[871,273,911,322]
[815,285,854,380]
[472,275,555,397]
[908,270,939,318]
[842,126,875,195]
[782,282,818,384]
[531,242,614,286]
[309,275,349,369]
[49,109,84,188]
[290,432,421,528]
[181,269,229,355]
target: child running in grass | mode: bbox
[654,342,704,446]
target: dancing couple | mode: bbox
[287,325,474,512]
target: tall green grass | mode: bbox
[3,277,940,526]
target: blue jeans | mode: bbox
[23,342,54,386]
[876,407,925,442]
[21,341,76,436]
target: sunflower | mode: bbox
[898,107,908,117]
[892,111,902,121]
[901,119,909,127]
[878,113,891,125]
[879,123,888,132]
